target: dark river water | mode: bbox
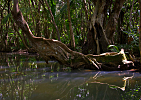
[0,53,141,100]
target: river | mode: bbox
[0,53,141,100]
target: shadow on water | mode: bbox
[0,53,141,100]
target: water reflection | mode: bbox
[0,53,141,100]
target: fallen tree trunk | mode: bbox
[11,0,133,70]
[86,49,134,70]
[11,0,101,69]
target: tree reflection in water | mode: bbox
[0,53,141,100]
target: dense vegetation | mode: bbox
[0,0,141,59]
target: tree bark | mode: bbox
[105,0,125,43]
[82,0,109,54]
[90,0,101,54]
[67,0,75,50]
[82,0,125,54]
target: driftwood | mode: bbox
[11,0,133,70]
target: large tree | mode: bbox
[67,0,75,50]
[82,0,125,54]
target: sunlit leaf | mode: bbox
[107,45,120,52]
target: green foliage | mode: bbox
[2,13,11,24]
[60,32,69,44]
[122,28,139,54]
[0,0,140,55]
[123,29,139,47]
[50,0,56,17]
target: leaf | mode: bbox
[51,0,56,17]
[107,45,119,52]
[2,13,11,24]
